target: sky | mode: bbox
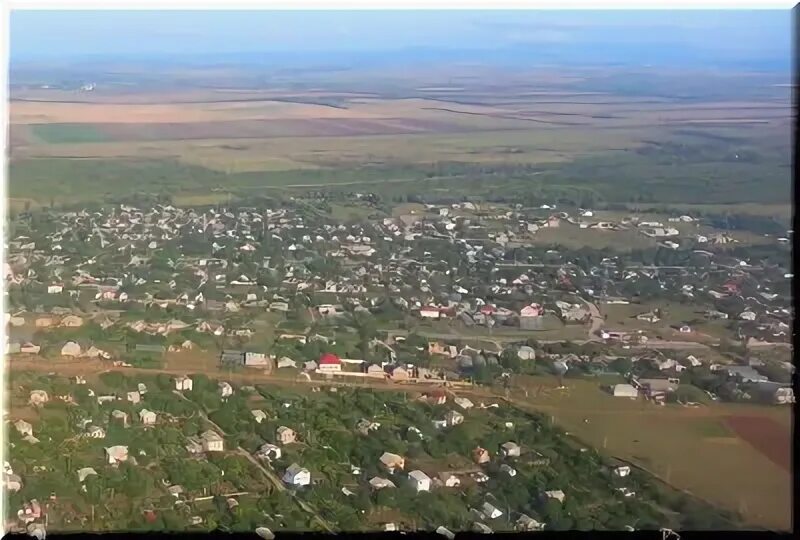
[9,10,791,68]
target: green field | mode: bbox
[31,123,109,144]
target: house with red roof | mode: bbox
[318,353,342,373]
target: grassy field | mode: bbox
[30,123,109,144]
[531,225,656,251]
[508,375,792,530]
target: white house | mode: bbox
[614,466,631,477]
[200,430,224,452]
[283,463,311,486]
[500,441,521,457]
[256,443,282,461]
[139,409,157,426]
[481,502,503,520]
[105,445,129,465]
[612,384,639,398]
[14,419,33,437]
[277,426,297,445]
[419,306,442,319]
[369,477,397,490]
[251,410,268,424]
[77,467,98,483]
[454,397,474,410]
[439,472,461,487]
[379,452,405,473]
[61,341,82,357]
[175,376,193,391]
[408,470,431,492]
[219,382,234,398]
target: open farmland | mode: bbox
[506,376,792,531]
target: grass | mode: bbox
[600,300,730,338]
[509,375,792,530]
[171,193,232,206]
[531,225,655,251]
[30,123,109,144]
[328,203,378,222]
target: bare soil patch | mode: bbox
[724,415,791,472]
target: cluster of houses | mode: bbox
[4,199,791,370]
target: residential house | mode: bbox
[639,378,679,395]
[517,345,536,361]
[379,452,406,473]
[366,364,386,378]
[516,515,545,531]
[454,397,474,410]
[220,350,245,366]
[20,343,41,354]
[77,467,98,483]
[111,410,129,427]
[4,473,23,492]
[426,389,447,405]
[500,441,521,457]
[14,419,33,437]
[544,490,566,503]
[481,502,503,520]
[28,390,49,407]
[444,410,464,427]
[139,409,157,426]
[438,472,461,487]
[612,384,639,398]
[251,410,268,424]
[61,341,82,357]
[256,443,282,461]
[105,445,129,465]
[390,366,409,380]
[200,430,224,452]
[127,391,141,404]
[519,303,544,330]
[283,464,311,486]
[218,381,234,398]
[244,352,270,367]
[369,477,396,490]
[175,376,193,391]
[614,466,631,477]
[408,470,431,492]
[473,447,491,464]
[636,311,661,324]
[276,426,297,445]
[277,357,297,369]
[318,353,342,373]
[752,382,795,405]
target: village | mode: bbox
[3,194,794,534]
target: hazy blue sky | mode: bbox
[10,10,790,66]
